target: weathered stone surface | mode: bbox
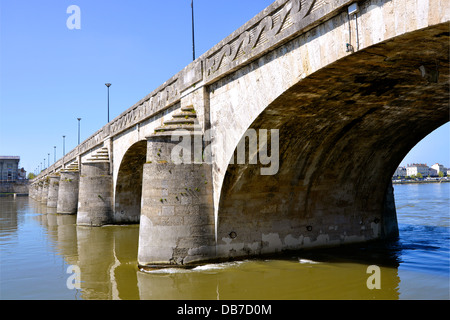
[46,175,60,208]
[56,171,79,214]
[40,179,49,205]
[34,182,43,202]
[138,136,215,268]
[77,162,113,226]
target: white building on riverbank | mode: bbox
[406,163,437,177]
[431,163,447,176]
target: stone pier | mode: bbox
[40,179,49,205]
[46,175,60,208]
[138,109,216,268]
[56,169,80,215]
[77,149,113,226]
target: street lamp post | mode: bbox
[191,0,196,61]
[63,135,66,156]
[77,118,82,145]
[48,153,50,168]
[54,146,56,163]
[105,83,111,123]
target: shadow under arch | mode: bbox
[216,22,449,260]
[114,140,147,224]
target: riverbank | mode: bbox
[0,181,29,194]
[0,193,28,197]
[393,179,449,185]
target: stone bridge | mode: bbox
[30,0,449,268]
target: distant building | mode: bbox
[431,163,447,176]
[394,166,406,177]
[406,163,436,177]
[0,156,20,182]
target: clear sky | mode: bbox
[0,1,448,174]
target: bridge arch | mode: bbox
[114,140,147,224]
[215,23,449,259]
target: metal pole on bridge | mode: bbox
[77,118,81,145]
[105,83,111,123]
[191,0,195,61]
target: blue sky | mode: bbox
[0,1,448,174]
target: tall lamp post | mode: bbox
[77,118,82,145]
[63,135,66,156]
[54,146,56,163]
[191,0,196,61]
[48,153,50,168]
[105,83,111,123]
